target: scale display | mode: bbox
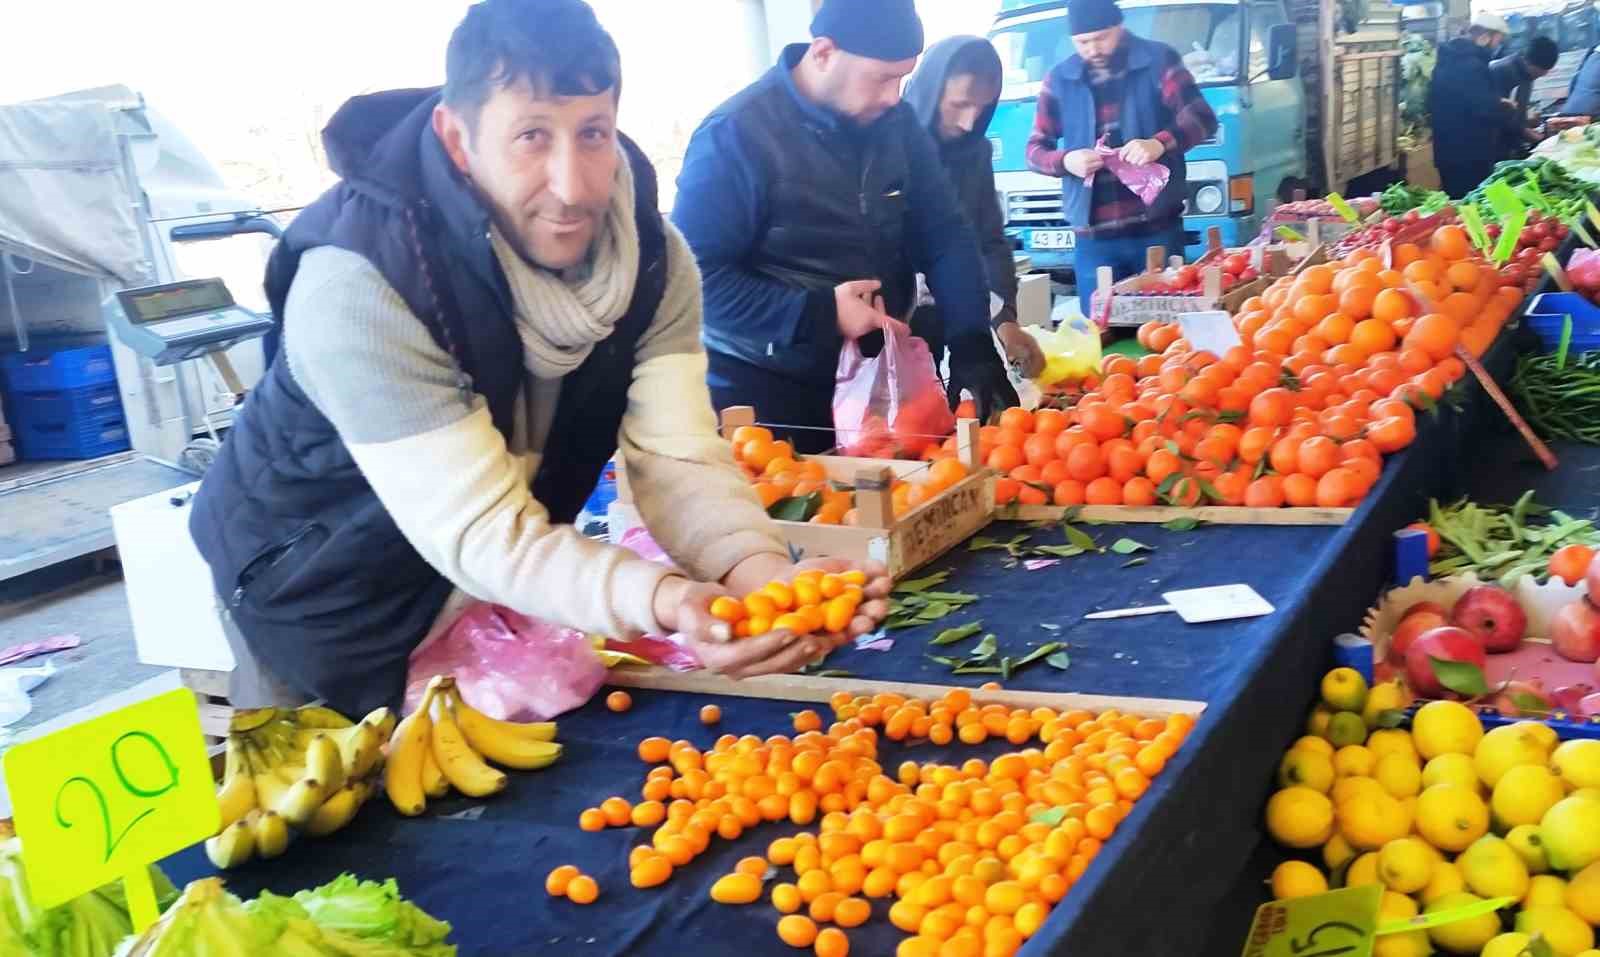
[106,278,273,366]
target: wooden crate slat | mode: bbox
[997,503,1353,526]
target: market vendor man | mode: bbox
[903,37,1046,383]
[672,0,1028,453]
[1024,0,1219,317]
[187,0,890,717]
[1490,35,1559,158]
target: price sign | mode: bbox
[3,689,218,931]
[1241,885,1380,957]
[1177,310,1242,357]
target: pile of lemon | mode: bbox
[1264,667,1600,957]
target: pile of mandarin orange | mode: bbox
[730,425,974,525]
[984,225,1519,511]
[561,687,1195,957]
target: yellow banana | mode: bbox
[204,819,255,869]
[293,704,354,729]
[384,687,437,816]
[251,809,290,859]
[340,721,384,781]
[245,741,290,815]
[364,706,397,740]
[429,696,507,798]
[228,707,282,734]
[420,744,450,799]
[274,776,326,827]
[305,734,346,795]
[215,738,257,831]
[449,689,560,768]
[305,782,365,837]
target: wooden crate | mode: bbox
[614,408,998,580]
[1326,49,1402,190]
[1095,244,1294,327]
[181,666,234,743]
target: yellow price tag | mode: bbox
[3,688,218,931]
[1241,885,1380,957]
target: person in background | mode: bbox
[1564,43,1600,115]
[902,36,1046,387]
[1429,12,1519,197]
[673,0,1021,453]
[1491,35,1559,157]
[1024,0,1219,319]
[187,0,890,716]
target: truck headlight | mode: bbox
[1194,184,1224,215]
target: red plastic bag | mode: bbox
[1086,135,1170,206]
[833,324,955,458]
[404,604,606,720]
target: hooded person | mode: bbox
[902,36,1046,391]
[185,0,891,716]
[1429,12,1521,196]
[672,0,1026,452]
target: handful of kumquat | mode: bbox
[711,569,869,640]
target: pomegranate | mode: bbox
[1449,585,1528,653]
[1399,601,1449,620]
[1588,552,1600,598]
[1404,626,1488,698]
[1389,610,1449,664]
[1551,597,1600,663]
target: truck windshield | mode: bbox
[991,4,1244,97]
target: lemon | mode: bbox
[1421,860,1467,905]
[1364,680,1413,729]
[1515,907,1596,957]
[1517,720,1559,753]
[1567,860,1600,924]
[1412,701,1484,760]
[1373,891,1428,957]
[1368,728,1420,764]
[1458,834,1530,900]
[1380,889,1419,920]
[1307,705,1334,739]
[1375,753,1423,799]
[1507,824,1550,874]
[1378,837,1436,893]
[1278,750,1335,793]
[1475,723,1553,788]
[1481,933,1535,957]
[1270,860,1328,899]
[1423,753,1483,793]
[1552,739,1600,791]
[1527,874,1570,910]
[1574,788,1600,804]
[1323,833,1357,872]
[1328,712,1370,749]
[1292,735,1336,758]
[1425,891,1501,954]
[1542,796,1600,872]
[1334,744,1377,778]
[1416,784,1490,853]
[1322,667,1370,713]
[1493,764,1567,831]
[1333,776,1387,807]
[1338,792,1411,850]
[1267,787,1336,849]
[1345,851,1381,888]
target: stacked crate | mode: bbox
[0,344,130,460]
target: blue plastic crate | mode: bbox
[7,384,130,460]
[0,344,116,393]
[1523,292,1600,353]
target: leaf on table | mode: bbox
[1000,657,1014,681]
[1429,656,1490,697]
[895,571,951,594]
[1161,517,1204,532]
[1032,545,1087,558]
[970,633,998,662]
[926,654,965,667]
[921,591,981,604]
[1121,558,1149,568]
[913,601,955,623]
[969,534,1029,553]
[953,664,1005,675]
[885,616,926,631]
[930,622,984,646]
[1062,525,1100,552]
[768,492,822,522]
[1109,538,1152,555]
[1046,651,1071,670]
[1011,642,1065,671]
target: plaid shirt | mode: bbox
[1026,43,1218,238]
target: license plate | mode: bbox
[1031,229,1075,250]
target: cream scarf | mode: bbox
[490,153,639,379]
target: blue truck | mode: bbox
[986,0,1343,277]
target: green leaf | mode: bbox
[1059,506,1083,524]
[1121,557,1149,568]
[1000,657,1014,681]
[1109,538,1152,555]
[1032,545,1087,558]
[1062,525,1099,552]
[969,534,1029,553]
[920,591,981,604]
[1161,517,1203,532]
[953,664,1005,675]
[768,492,822,522]
[1030,806,1068,826]
[885,616,926,630]
[1046,651,1071,670]
[1011,642,1065,671]
[930,622,984,646]
[912,601,954,622]
[926,654,965,667]
[1510,692,1551,715]
[895,571,951,594]
[1375,709,1408,729]
[969,634,998,662]
[1526,933,1557,957]
[1428,656,1490,697]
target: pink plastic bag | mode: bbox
[404,604,606,720]
[833,323,955,459]
[1086,136,1171,206]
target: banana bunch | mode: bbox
[206,703,394,869]
[385,675,562,816]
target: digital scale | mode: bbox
[104,277,274,473]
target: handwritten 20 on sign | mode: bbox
[4,689,217,920]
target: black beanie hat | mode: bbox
[811,0,925,62]
[1069,0,1124,35]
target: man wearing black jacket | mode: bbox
[903,36,1046,388]
[1429,13,1519,196]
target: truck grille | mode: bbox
[1006,190,1066,228]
